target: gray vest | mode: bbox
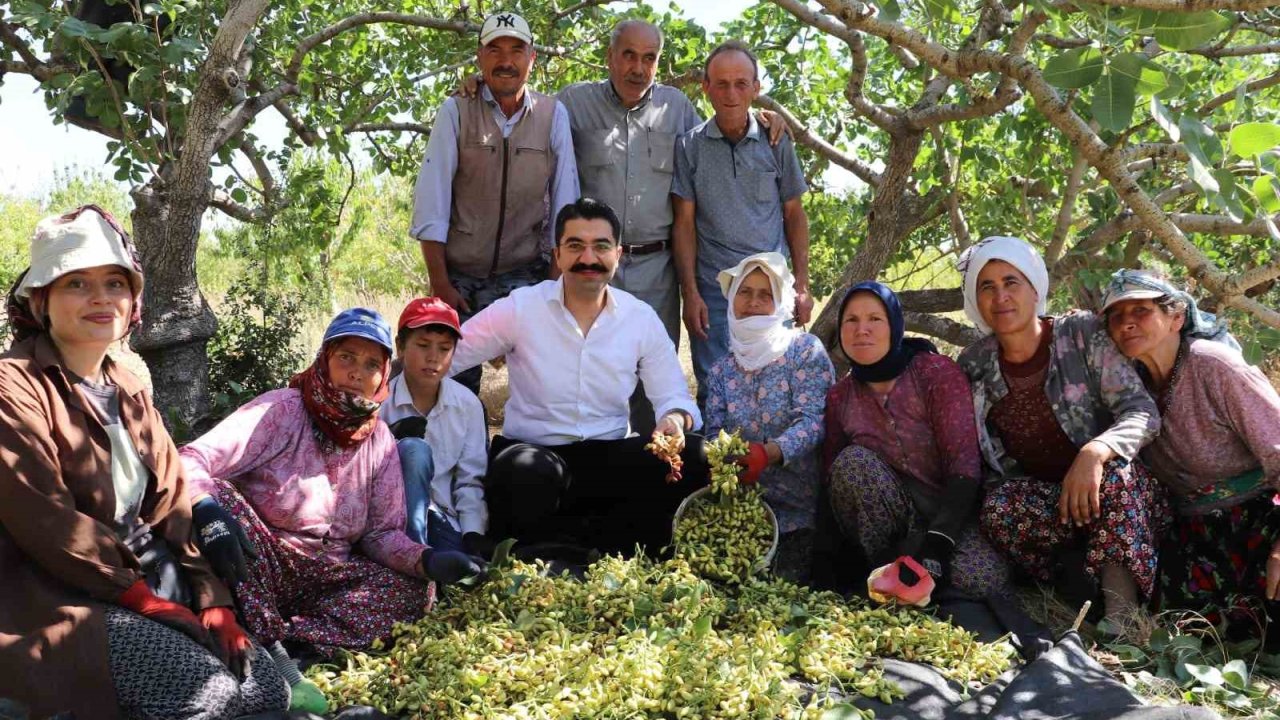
[447,90,557,278]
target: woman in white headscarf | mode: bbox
[955,236,1168,626]
[703,252,836,584]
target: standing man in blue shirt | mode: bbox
[672,40,813,405]
[410,11,579,397]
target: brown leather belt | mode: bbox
[622,240,668,256]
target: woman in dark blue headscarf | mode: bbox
[820,281,1009,601]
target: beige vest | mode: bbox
[447,90,557,278]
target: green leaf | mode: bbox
[1156,70,1186,100]
[1221,659,1249,690]
[1183,662,1225,687]
[230,187,248,204]
[1180,116,1223,192]
[1044,47,1104,89]
[1152,11,1232,51]
[1253,175,1280,213]
[1092,65,1138,133]
[1108,53,1167,95]
[1229,122,1280,158]
[1151,97,1179,141]
[1208,169,1245,222]
[59,17,94,39]
[1148,628,1171,652]
[878,0,902,21]
[1108,644,1149,666]
[693,615,713,638]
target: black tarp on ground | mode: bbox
[804,595,1221,720]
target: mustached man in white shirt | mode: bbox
[449,197,709,555]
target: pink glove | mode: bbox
[737,442,770,485]
[867,556,936,607]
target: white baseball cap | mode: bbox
[480,11,533,46]
[17,206,144,298]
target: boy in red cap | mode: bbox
[382,298,492,557]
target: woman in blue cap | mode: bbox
[179,308,484,713]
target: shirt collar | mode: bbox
[481,83,533,116]
[389,371,459,416]
[706,113,761,143]
[547,276,621,315]
[605,78,654,111]
[28,333,144,397]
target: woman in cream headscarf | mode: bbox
[956,236,1168,625]
[703,252,836,584]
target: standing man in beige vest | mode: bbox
[411,11,579,397]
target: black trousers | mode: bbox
[485,433,709,556]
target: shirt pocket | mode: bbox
[752,170,779,204]
[577,129,619,168]
[647,131,676,174]
[514,144,551,178]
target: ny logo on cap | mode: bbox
[496,14,515,27]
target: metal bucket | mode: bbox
[672,485,780,575]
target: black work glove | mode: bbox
[191,497,258,586]
[388,416,428,441]
[899,530,955,587]
[422,549,487,584]
[463,532,497,560]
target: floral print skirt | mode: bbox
[212,480,434,657]
[828,445,1011,599]
[1159,491,1280,640]
[980,458,1169,599]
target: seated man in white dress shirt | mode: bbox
[450,197,708,555]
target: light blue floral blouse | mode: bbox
[957,311,1160,483]
[704,332,836,533]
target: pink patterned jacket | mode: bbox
[180,388,424,577]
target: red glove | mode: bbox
[867,556,937,607]
[118,579,210,646]
[737,442,770,485]
[201,606,252,679]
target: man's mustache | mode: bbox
[570,263,609,273]
[493,67,519,76]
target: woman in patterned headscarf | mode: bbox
[956,237,1168,626]
[179,307,485,713]
[1102,269,1280,642]
[0,205,288,719]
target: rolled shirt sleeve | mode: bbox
[640,310,702,430]
[409,97,461,244]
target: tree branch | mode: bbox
[213,82,298,151]
[899,288,964,312]
[1046,151,1087,265]
[803,0,1280,326]
[1071,0,1280,12]
[554,0,614,19]
[288,14,474,81]
[903,310,985,346]
[1,19,42,68]
[1188,40,1280,56]
[1201,70,1280,114]
[346,121,433,134]
[209,189,267,223]
[755,94,882,186]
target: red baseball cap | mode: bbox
[398,297,462,338]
